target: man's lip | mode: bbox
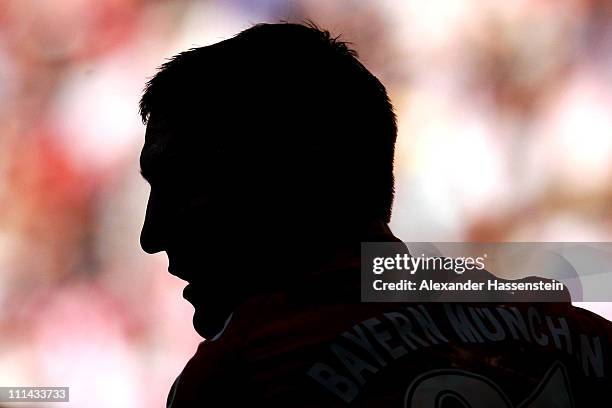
[183,283,195,300]
[168,266,191,282]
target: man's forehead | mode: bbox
[140,115,174,179]
[144,114,172,146]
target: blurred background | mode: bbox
[1,0,611,406]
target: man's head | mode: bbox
[139,23,397,338]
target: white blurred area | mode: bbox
[1,0,611,406]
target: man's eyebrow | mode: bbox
[140,145,170,183]
[139,151,156,182]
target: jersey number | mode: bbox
[404,362,573,407]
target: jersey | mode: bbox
[165,233,612,407]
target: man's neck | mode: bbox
[262,219,399,285]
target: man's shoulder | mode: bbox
[171,293,612,407]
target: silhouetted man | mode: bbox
[139,23,611,407]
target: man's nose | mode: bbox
[140,193,167,254]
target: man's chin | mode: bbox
[192,307,230,339]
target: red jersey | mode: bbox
[166,232,612,407]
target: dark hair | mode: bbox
[140,22,397,223]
